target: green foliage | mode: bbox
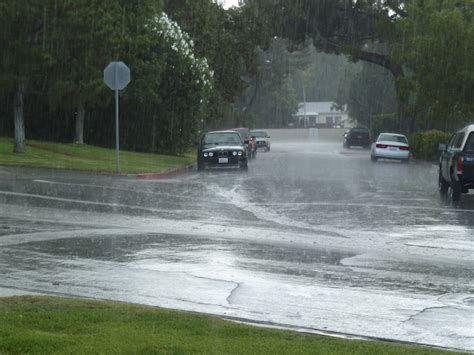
[0,0,53,89]
[0,296,453,354]
[370,113,400,140]
[0,0,223,154]
[47,0,123,110]
[409,130,452,161]
[348,59,397,129]
[241,0,474,135]
[393,0,474,131]
[163,0,264,129]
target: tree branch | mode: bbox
[351,49,403,78]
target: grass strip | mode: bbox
[0,138,195,174]
[0,296,457,354]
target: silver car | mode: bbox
[250,130,271,152]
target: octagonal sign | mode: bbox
[104,61,130,90]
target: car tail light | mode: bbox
[376,144,387,149]
[399,146,410,151]
[457,156,464,174]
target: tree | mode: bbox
[240,0,474,133]
[241,0,405,77]
[347,60,397,130]
[0,1,55,152]
[393,0,474,131]
[164,0,265,129]
[47,0,122,145]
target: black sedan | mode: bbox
[343,127,371,149]
[197,131,248,171]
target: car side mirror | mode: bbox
[267,135,271,138]
[438,143,447,152]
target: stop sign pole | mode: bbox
[104,61,130,173]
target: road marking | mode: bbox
[3,189,474,214]
[253,201,474,213]
[32,179,191,200]
[0,190,183,214]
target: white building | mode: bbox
[292,102,352,128]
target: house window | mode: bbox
[335,116,342,124]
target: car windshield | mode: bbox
[203,132,242,145]
[251,131,267,138]
[2,0,473,353]
[378,135,407,144]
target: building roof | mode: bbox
[294,102,347,116]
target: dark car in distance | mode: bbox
[197,131,248,171]
[343,127,371,149]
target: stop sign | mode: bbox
[104,61,130,90]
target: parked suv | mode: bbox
[439,124,474,202]
[343,127,371,149]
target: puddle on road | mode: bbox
[11,233,354,266]
[4,231,473,298]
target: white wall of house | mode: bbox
[292,102,352,128]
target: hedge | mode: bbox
[409,130,452,161]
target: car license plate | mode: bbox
[219,158,228,164]
[389,147,397,151]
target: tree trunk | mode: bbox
[151,114,158,152]
[74,102,85,144]
[13,84,26,153]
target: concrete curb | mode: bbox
[134,164,195,180]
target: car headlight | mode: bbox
[238,151,243,156]
[209,152,214,157]
[233,151,237,156]
[203,152,208,158]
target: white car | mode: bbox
[250,130,271,152]
[371,133,410,162]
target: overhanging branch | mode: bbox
[351,49,403,78]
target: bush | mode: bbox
[409,130,452,161]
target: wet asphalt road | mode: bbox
[0,132,473,351]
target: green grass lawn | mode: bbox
[0,296,457,354]
[0,138,195,174]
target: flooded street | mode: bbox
[0,131,473,351]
